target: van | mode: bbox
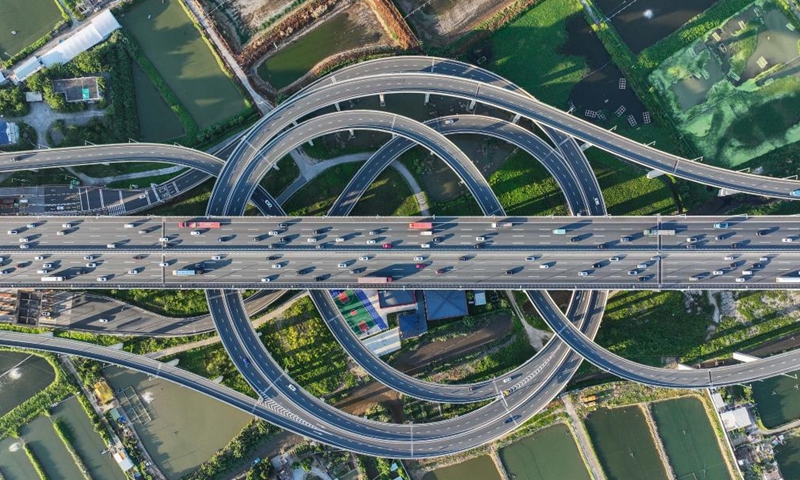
[552,229,566,235]
[421,243,431,248]
[62,223,72,229]
[742,270,753,276]
[107,244,116,249]
[335,237,345,242]
[420,231,433,236]
[124,223,135,228]
[713,222,729,229]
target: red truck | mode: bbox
[409,222,434,230]
[358,276,393,284]
[178,221,221,229]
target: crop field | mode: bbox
[120,0,247,128]
[651,397,732,480]
[500,423,592,480]
[585,406,670,480]
[0,0,62,61]
[647,0,800,167]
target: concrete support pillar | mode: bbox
[647,170,666,179]
[424,93,430,105]
[511,113,521,124]
[579,142,592,152]
[334,102,341,112]
[379,93,385,107]
[306,138,314,147]
[468,99,477,111]
[349,129,355,138]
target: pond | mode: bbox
[585,406,669,480]
[751,370,800,429]
[20,415,85,480]
[593,0,720,54]
[651,397,732,480]
[422,455,502,480]
[775,434,800,480]
[499,423,591,480]
[0,351,54,417]
[104,367,252,479]
[0,437,38,480]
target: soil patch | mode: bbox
[395,0,515,46]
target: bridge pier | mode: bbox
[424,93,430,105]
[732,352,760,363]
[676,364,694,370]
[379,93,386,107]
[579,142,592,152]
[349,129,355,138]
[511,113,521,124]
[647,170,666,179]
[718,188,739,197]
[334,102,341,112]
[467,99,477,111]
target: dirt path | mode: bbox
[506,291,549,350]
[561,394,608,480]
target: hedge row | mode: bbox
[51,419,92,480]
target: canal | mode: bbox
[104,367,252,479]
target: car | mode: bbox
[620,236,632,243]
[62,223,72,229]
[86,262,97,268]
[792,189,800,197]
[138,230,148,234]
[266,255,278,261]
[191,230,201,236]
[335,237,345,243]
[686,237,697,243]
[159,237,170,243]
[756,229,768,236]
[650,255,661,261]
[349,269,360,275]
[18,237,28,243]
[281,236,291,243]
[783,237,795,243]
[251,458,261,467]
[216,238,224,243]
[713,270,724,275]
[736,277,746,283]
[366,239,377,245]
[714,235,724,241]
[36,269,49,274]
[637,263,647,269]
[19,245,29,250]
[505,269,514,275]
[594,197,600,206]
[753,263,763,269]
[306,237,318,243]
[759,256,769,262]
[382,243,393,249]
[436,268,445,275]
[597,243,607,250]
[287,384,297,392]
[473,243,483,249]
[713,222,729,229]
[128,269,139,275]
[57,230,66,236]
[42,263,53,269]
[593,262,602,269]
[444,118,455,125]
[421,243,431,249]
[313,229,323,235]
[368,230,378,235]
[539,264,550,269]
[569,236,579,243]
[433,237,444,243]
[26,224,35,229]
[251,236,261,242]
[338,262,348,268]
[686,244,697,250]
[35,256,44,261]
[609,256,621,262]
[272,263,282,269]
[132,255,144,260]
[459,256,468,261]
[56,205,65,211]
[742,270,753,276]
[475,236,485,242]
[98,318,109,323]
[416,263,426,270]
[578,270,589,277]
[261,277,272,283]
[724,255,734,261]
[269,231,279,236]
[15,263,25,269]
[124,223,135,228]
[359,256,369,261]
[97,276,108,282]
[731,242,740,249]
[241,356,251,367]
[314,275,325,282]
[6,230,17,235]
[414,256,424,261]
[525,256,538,261]
[278,223,288,228]
[0,270,9,275]
[627,270,637,275]
[689,276,700,282]
[638,276,647,282]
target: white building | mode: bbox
[720,406,754,431]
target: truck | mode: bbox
[491,222,513,228]
[172,269,200,276]
[776,276,800,283]
[409,222,434,230]
[178,221,221,229]
[41,276,65,282]
[358,276,393,284]
[643,229,676,236]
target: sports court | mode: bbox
[330,289,387,338]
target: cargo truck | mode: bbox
[643,229,676,236]
[178,221,221,229]
[409,222,434,230]
[172,269,200,276]
[41,276,65,282]
[491,222,513,228]
[358,276,393,284]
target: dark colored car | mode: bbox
[132,255,145,260]
[459,256,468,261]
[593,262,602,269]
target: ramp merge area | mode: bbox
[330,289,387,337]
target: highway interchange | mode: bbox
[2,56,800,457]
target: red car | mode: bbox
[436,268,445,275]
[416,263,425,269]
[382,243,393,249]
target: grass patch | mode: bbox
[487,148,569,216]
[99,289,210,317]
[166,342,254,396]
[351,167,421,216]
[284,162,363,216]
[487,0,588,107]
[260,156,299,197]
[119,0,247,128]
[258,297,356,397]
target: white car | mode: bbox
[191,230,201,236]
[158,237,170,243]
[18,237,29,243]
[36,269,49,274]
[287,384,297,392]
[366,239,377,245]
[609,256,621,262]
[128,269,139,275]
[525,256,537,261]
[736,277,746,283]
[261,277,271,283]
[539,264,550,269]
[475,236,485,242]
[578,271,589,277]
[420,243,431,248]
[98,318,109,323]
[84,255,95,261]
[62,223,72,229]
[57,230,66,236]
[338,263,348,268]
[636,263,647,269]
[26,224,35,229]
[723,255,734,261]
[413,256,424,262]
[269,231,279,236]
[713,270,724,275]
[97,276,108,282]
[19,244,29,249]
[335,237,345,243]
[124,223,135,228]
[35,256,45,261]
[42,263,53,269]
[159,262,169,267]
[272,264,282,269]
[686,237,698,243]
[359,256,369,261]
[6,230,17,235]
[783,237,794,243]
[86,262,97,268]
[106,244,116,249]
[307,237,318,243]
[211,255,222,261]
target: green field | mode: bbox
[487,0,588,107]
[500,423,592,480]
[585,406,670,480]
[131,61,184,142]
[0,0,63,61]
[120,0,246,128]
[651,398,732,480]
[260,156,299,197]
[775,435,800,480]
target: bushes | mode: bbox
[0,86,29,117]
[184,420,280,480]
